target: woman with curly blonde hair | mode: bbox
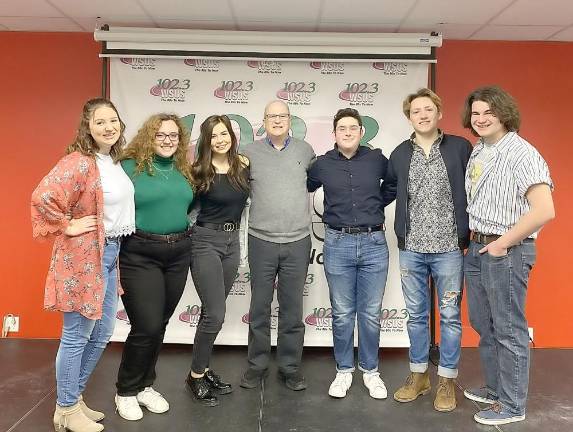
[32,98,135,432]
[114,113,195,421]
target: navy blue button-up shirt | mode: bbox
[307,145,389,227]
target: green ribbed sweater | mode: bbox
[121,156,194,234]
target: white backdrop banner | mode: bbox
[110,58,429,347]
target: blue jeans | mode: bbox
[464,240,536,416]
[56,238,120,406]
[399,249,463,378]
[323,227,389,373]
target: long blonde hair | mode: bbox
[122,113,193,183]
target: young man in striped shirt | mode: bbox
[462,86,555,426]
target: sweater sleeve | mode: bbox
[31,154,89,240]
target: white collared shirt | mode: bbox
[465,132,553,237]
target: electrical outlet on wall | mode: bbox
[528,327,534,342]
[2,315,19,335]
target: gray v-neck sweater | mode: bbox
[243,137,315,243]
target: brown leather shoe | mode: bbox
[434,376,457,412]
[393,371,431,402]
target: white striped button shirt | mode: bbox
[465,132,553,238]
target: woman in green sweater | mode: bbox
[114,113,194,421]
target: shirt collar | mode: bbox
[473,131,514,157]
[409,129,444,149]
[266,135,291,151]
[334,144,367,160]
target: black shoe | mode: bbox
[185,374,219,406]
[205,369,233,395]
[240,368,267,389]
[278,370,307,391]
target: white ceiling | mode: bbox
[1,0,572,41]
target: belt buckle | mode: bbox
[223,222,235,232]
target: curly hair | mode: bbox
[191,115,249,194]
[462,86,521,137]
[66,98,126,162]
[121,113,193,183]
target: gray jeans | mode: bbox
[464,240,536,415]
[190,224,240,373]
[247,234,311,374]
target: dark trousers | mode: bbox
[247,235,311,374]
[190,225,240,373]
[116,233,191,396]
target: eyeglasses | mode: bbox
[155,132,180,142]
[336,125,361,133]
[265,113,290,120]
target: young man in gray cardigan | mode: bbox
[240,100,315,391]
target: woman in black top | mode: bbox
[186,115,249,406]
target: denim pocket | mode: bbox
[486,248,510,259]
[371,230,387,245]
[325,228,344,244]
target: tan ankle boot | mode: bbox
[53,403,104,432]
[78,395,105,422]
[393,371,431,402]
[434,376,457,412]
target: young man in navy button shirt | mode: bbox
[308,108,390,400]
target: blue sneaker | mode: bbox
[474,403,525,425]
[463,386,497,404]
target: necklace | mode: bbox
[152,162,174,180]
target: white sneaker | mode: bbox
[363,372,387,399]
[328,372,353,398]
[115,394,143,421]
[136,387,170,413]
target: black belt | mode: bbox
[134,229,191,243]
[328,225,384,234]
[196,221,240,232]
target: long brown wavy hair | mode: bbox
[66,98,126,162]
[191,115,249,194]
[121,113,193,183]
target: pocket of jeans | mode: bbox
[371,231,387,245]
[486,248,510,260]
[325,228,343,244]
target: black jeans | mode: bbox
[247,235,311,374]
[190,224,240,374]
[116,233,192,396]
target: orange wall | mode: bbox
[436,40,573,348]
[1,34,571,347]
[0,33,102,338]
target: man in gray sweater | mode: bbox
[240,100,315,391]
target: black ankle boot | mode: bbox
[185,374,219,407]
[205,369,233,395]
